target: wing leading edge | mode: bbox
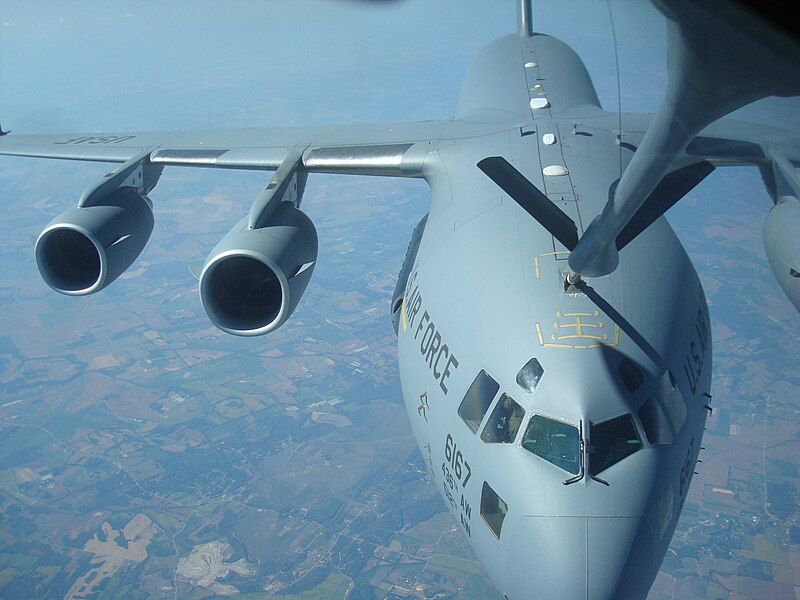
[0,120,504,178]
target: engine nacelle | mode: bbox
[764,197,800,312]
[200,202,318,336]
[35,187,154,295]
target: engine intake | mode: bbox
[35,187,154,295]
[200,202,318,336]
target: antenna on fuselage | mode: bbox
[518,0,533,37]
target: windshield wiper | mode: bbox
[563,420,585,485]
[586,420,610,486]
[563,420,611,486]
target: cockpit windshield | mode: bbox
[521,415,581,475]
[481,394,525,443]
[588,414,642,476]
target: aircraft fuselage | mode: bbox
[395,32,712,600]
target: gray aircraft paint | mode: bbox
[392,30,711,598]
[1,1,797,598]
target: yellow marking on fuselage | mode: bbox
[536,311,620,349]
[532,251,570,280]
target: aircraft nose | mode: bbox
[585,516,645,600]
[504,515,646,600]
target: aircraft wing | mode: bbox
[676,119,800,168]
[587,111,800,215]
[577,111,800,168]
[0,120,499,177]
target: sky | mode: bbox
[2,1,794,136]
[0,0,668,133]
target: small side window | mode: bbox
[480,482,508,539]
[480,394,525,444]
[516,358,544,393]
[638,397,673,445]
[659,373,687,433]
[589,414,642,476]
[458,370,500,433]
[618,357,643,393]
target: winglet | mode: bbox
[0,123,8,137]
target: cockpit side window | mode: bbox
[618,357,643,393]
[480,394,525,444]
[638,397,673,445]
[521,415,581,475]
[480,481,508,539]
[588,414,642,476]
[516,358,544,393]
[458,370,500,433]
[659,372,687,434]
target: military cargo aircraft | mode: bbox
[1,1,798,598]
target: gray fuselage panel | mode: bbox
[397,30,711,600]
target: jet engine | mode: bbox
[200,202,317,336]
[35,153,159,295]
[763,197,800,311]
